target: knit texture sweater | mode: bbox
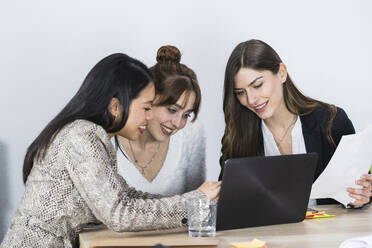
[115,120,206,195]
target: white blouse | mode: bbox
[261,117,306,156]
[113,121,206,196]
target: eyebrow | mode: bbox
[234,76,263,90]
[144,100,153,104]
[174,103,185,109]
[173,103,193,112]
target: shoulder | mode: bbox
[302,104,349,124]
[332,106,355,136]
[303,104,329,120]
[62,120,107,137]
[301,104,355,136]
[57,120,111,148]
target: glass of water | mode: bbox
[186,198,217,237]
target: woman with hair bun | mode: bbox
[219,39,372,207]
[114,45,208,195]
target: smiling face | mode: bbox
[146,90,196,142]
[233,64,287,120]
[116,82,155,140]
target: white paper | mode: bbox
[310,125,372,207]
[339,234,372,248]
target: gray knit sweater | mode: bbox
[1,120,205,248]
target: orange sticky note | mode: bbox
[231,238,267,248]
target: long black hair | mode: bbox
[23,53,152,183]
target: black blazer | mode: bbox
[218,105,357,205]
[301,105,355,204]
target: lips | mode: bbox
[160,125,174,136]
[138,125,146,134]
[253,101,268,113]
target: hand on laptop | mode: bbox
[198,181,221,201]
[347,174,372,207]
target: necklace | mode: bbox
[128,141,160,174]
[273,115,298,148]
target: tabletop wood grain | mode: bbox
[79,204,372,248]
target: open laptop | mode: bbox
[216,153,318,231]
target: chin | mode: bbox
[257,110,273,120]
[157,134,169,142]
[129,133,140,141]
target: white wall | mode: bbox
[1,0,371,241]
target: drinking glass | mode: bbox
[186,198,217,237]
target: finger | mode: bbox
[209,192,219,201]
[361,174,372,182]
[356,179,371,188]
[349,197,369,207]
[348,192,369,204]
[349,200,364,207]
[207,181,222,187]
[209,185,220,194]
[365,190,372,198]
[347,187,370,196]
[212,183,222,189]
[348,188,372,198]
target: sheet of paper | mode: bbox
[310,125,372,207]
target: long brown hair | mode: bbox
[220,39,336,168]
[150,45,201,121]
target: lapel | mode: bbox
[301,116,321,154]
[300,109,322,152]
[300,113,323,179]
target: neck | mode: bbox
[264,100,297,131]
[134,130,160,149]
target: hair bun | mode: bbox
[156,45,181,64]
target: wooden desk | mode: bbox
[80,204,372,248]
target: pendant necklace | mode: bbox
[129,140,160,174]
[274,115,298,148]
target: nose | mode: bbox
[145,108,154,121]
[246,89,258,106]
[171,114,183,129]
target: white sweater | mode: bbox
[114,121,206,196]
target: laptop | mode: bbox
[216,153,318,231]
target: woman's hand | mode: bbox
[198,181,222,201]
[347,174,372,207]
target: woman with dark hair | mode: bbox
[114,45,206,195]
[1,53,220,248]
[219,39,372,207]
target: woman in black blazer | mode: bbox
[219,39,372,207]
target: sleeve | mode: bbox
[184,121,206,192]
[332,107,356,146]
[63,125,207,232]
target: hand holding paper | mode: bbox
[310,125,372,207]
[347,173,372,207]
